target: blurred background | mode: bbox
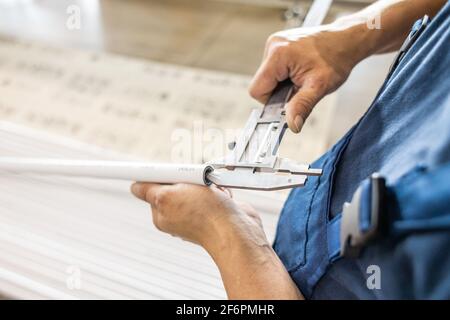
[0,0,398,300]
[0,0,376,73]
[0,0,394,163]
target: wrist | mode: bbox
[329,17,382,66]
[200,206,303,299]
[202,210,271,263]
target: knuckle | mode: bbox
[269,43,286,58]
[268,42,296,64]
[248,82,258,99]
[317,68,333,80]
[153,215,167,233]
[310,75,328,92]
[153,189,170,209]
[265,33,279,46]
[143,187,152,202]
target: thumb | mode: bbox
[285,79,326,133]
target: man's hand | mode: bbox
[131,182,303,299]
[131,183,266,251]
[249,0,447,133]
[249,24,369,133]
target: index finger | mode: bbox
[131,182,165,204]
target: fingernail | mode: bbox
[293,115,304,133]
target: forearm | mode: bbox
[333,0,447,59]
[204,216,303,300]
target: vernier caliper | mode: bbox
[206,79,321,190]
[0,0,331,191]
[197,0,333,189]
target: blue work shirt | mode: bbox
[273,2,450,299]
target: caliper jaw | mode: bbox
[207,161,321,191]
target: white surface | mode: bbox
[0,122,284,299]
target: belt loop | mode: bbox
[340,174,387,258]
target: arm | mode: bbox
[206,202,302,299]
[132,0,447,300]
[131,183,303,299]
[338,0,446,54]
[249,0,447,133]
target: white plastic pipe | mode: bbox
[0,157,212,186]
